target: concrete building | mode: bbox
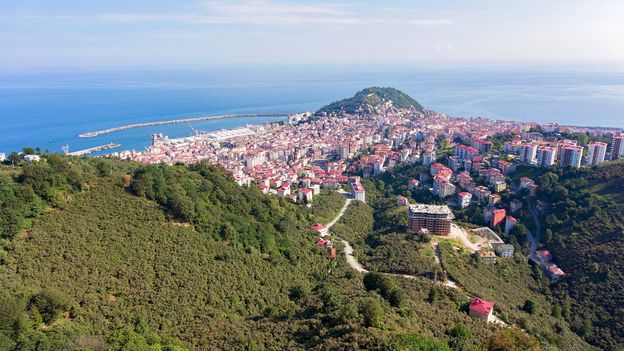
[478,249,497,264]
[587,142,607,166]
[0,152,5,162]
[457,192,472,209]
[298,188,313,203]
[407,204,454,236]
[433,177,456,198]
[494,244,515,258]
[559,145,583,168]
[536,146,556,166]
[351,182,366,202]
[520,143,538,165]
[611,134,624,160]
[504,215,517,234]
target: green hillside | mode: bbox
[534,161,624,350]
[0,156,507,350]
[315,87,423,116]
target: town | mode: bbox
[104,102,623,308]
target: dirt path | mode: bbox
[319,192,508,327]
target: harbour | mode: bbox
[66,143,122,156]
[78,113,292,138]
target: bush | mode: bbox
[359,297,384,328]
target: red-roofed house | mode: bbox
[469,297,495,322]
[298,188,313,203]
[310,224,326,231]
[546,263,565,280]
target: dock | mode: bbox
[67,143,121,156]
[78,113,291,138]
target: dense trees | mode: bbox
[316,87,423,116]
[532,161,624,349]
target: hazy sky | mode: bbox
[1,0,624,68]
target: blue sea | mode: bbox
[1,64,624,155]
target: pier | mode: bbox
[66,143,122,156]
[78,113,291,138]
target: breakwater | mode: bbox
[78,113,291,138]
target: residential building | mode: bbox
[612,134,624,160]
[491,209,506,228]
[396,196,408,206]
[546,263,565,280]
[298,188,313,203]
[433,176,456,198]
[0,153,5,162]
[469,297,495,322]
[351,182,366,202]
[520,143,538,165]
[587,142,607,166]
[494,244,515,258]
[504,216,517,234]
[478,249,497,264]
[407,178,420,191]
[457,192,472,209]
[536,146,556,166]
[407,204,454,236]
[559,145,583,168]
[510,199,523,213]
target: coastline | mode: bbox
[78,113,292,138]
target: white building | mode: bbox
[559,145,583,168]
[520,143,538,165]
[536,146,556,166]
[587,142,607,166]
[611,134,624,160]
[0,152,5,162]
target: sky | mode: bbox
[1,0,624,68]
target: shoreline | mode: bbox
[78,113,293,138]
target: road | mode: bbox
[318,192,508,326]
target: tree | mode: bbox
[450,323,471,349]
[523,299,536,315]
[359,298,383,328]
[22,147,35,155]
[489,329,540,351]
[31,288,73,324]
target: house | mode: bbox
[23,154,40,162]
[491,209,506,228]
[457,192,472,209]
[298,188,313,203]
[408,178,420,191]
[494,244,515,258]
[469,297,495,322]
[396,196,409,206]
[535,250,553,263]
[310,224,326,231]
[546,263,565,280]
[504,216,517,234]
[510,199,523,213]
[488,194,502,207]
[478,249,497,264]
[351,182,366,202]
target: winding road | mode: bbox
[316,194,507,325]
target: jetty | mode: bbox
[66,143,121,156]
[78,113,291,138]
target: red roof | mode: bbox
[469,297,494,315]
[310,224,326,231]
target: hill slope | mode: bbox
[315,87,423,116]
[534,161,624,350]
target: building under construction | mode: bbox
[407,204,454,236]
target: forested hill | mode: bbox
[315,87,424,116]
[533,161,624,350]
[0,155,513,350]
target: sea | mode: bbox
[1,64,623,155]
